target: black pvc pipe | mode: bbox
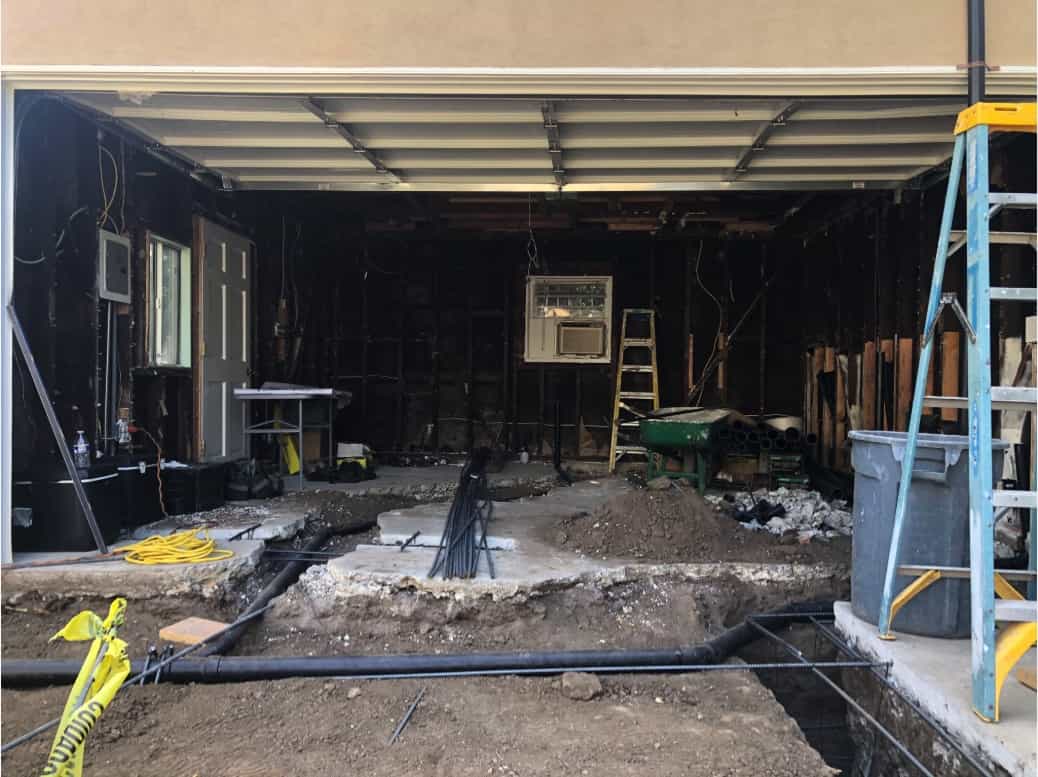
[967,0,985,104]
[199,527,335,656]
[1,602,832,688]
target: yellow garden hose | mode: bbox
[119,529,234,565]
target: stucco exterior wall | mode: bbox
[2,0,1035,70]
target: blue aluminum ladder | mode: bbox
[876,102,1038,723]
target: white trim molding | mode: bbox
[1,65,1036,96]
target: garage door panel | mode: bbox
[64,91,1015,191]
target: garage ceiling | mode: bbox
[65,92,972,192]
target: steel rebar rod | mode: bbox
[324,660,884,682]
[388,686,426,744]
[747,618,935,777]
[806,617,996,777]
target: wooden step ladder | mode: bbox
[608,309,659,472]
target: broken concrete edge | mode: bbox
[288,559,850,607]
[0,540,265,601]
[315,474,563,500]
[131,508,315,542]
[832,602,1030,777]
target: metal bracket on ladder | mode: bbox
[921,292,977,346]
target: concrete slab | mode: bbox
[294,461,596,497]
[321,542,845,601]
[322,477,846,600]
[131,510,306,542]
[375,478,626,549]
[2,539,264,600]
[834,601,1037,777]
[378,516,517,550]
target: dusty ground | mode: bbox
[1,672,835,777]
[543,484,851,565]
[1,484,850,776]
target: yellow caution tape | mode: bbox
[42,599,131,777]
[118,529,234,565]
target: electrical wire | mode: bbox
[280,214,287,297]
[15,206,91,266]
[97,143,120,232]
[119,138,127,235]
[118,528,234,565]
[428,450,494,580]
[133,426,168,517]
[692,240,722,404]
[525,193,539,275]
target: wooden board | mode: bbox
[880,339,895,429]
[810,349,824,439]
[896,337,913,432]
[822,347,835,467]
[940,331,961,423]
[159,616,230,646]
[862,340,877,431]
[835,354,847,469]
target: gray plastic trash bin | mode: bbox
[848,430,1009,638]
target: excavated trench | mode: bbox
[0,487,983,776]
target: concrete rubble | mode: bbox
[705,487,853,540]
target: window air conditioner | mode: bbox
[523,276,613,364]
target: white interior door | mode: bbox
[196,217,252,462]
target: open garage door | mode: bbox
[56,93,1003,194]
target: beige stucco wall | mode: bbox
[2,0,1035,69]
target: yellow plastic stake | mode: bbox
[955,102,1037,135]
[879,569,941,640]
[991,622,1038,723]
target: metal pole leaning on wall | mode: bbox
[6,304,109,554]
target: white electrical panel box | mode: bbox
[523,275,613,364]
[98,229,132,304]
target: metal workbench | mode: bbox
[233,385,350,490]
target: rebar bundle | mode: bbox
[428,449,495,579]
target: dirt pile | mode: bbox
[550,483,849,564]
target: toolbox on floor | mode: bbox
[161,462,228,515]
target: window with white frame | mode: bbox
[146,234,191,367]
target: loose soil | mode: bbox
[544,484,850,565]
[1,486,848,776]
[1,672,834,777]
